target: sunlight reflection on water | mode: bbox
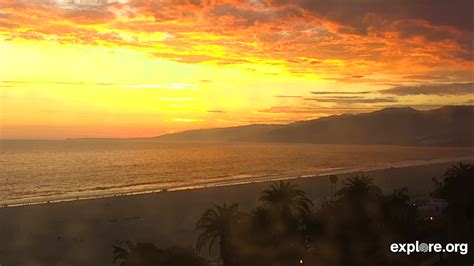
[0,140,472,205]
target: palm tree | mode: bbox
[329,175,339,200]
[318,176,385,266]
[112,241,161,266]
[432,162,473,204]
[259,180,313,219]
[383,187,417,237]
[196,203,240,266]
[432,162,474,240]
[335,174,382,202]
[113,241,133,266]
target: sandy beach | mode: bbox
[0,161,469,266]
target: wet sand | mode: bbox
[0,161,467,266]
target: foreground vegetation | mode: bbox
[113,162,473,266]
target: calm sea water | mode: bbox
[0,140,473,205]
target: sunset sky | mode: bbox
[0,0,473,139]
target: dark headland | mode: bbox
[154,106,474,147]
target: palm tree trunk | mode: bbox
[331,182,334,200]
[220,236,235,266]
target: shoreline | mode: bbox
[0,161,469,266]
[3,155,473,208]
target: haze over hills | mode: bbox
[154,124,284,143]
[154,106,474,146]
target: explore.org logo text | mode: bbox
[390,241,468,255]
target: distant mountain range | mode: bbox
[154,106,474,146]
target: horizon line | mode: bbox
[1,105,471,141]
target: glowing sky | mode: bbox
[0,0,473,139]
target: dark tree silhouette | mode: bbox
[329,175,339,200]
[432,162,474,231]
[113,241,161,266]
[196,203,240,266]
[159,246,209,266]
[259,180,313,220]
[431,162,474,265]
[336,174,383,203]
[382,187,418,239]
[113,242,208,266]
[433,162,474,235]
[305,175,390,266]
[234,181,312,266]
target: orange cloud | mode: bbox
[1,0,473,139]
[1,0,472,82]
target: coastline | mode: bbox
[2,155,473,208]
[0,160,470,265]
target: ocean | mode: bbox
[0,140,472,206]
